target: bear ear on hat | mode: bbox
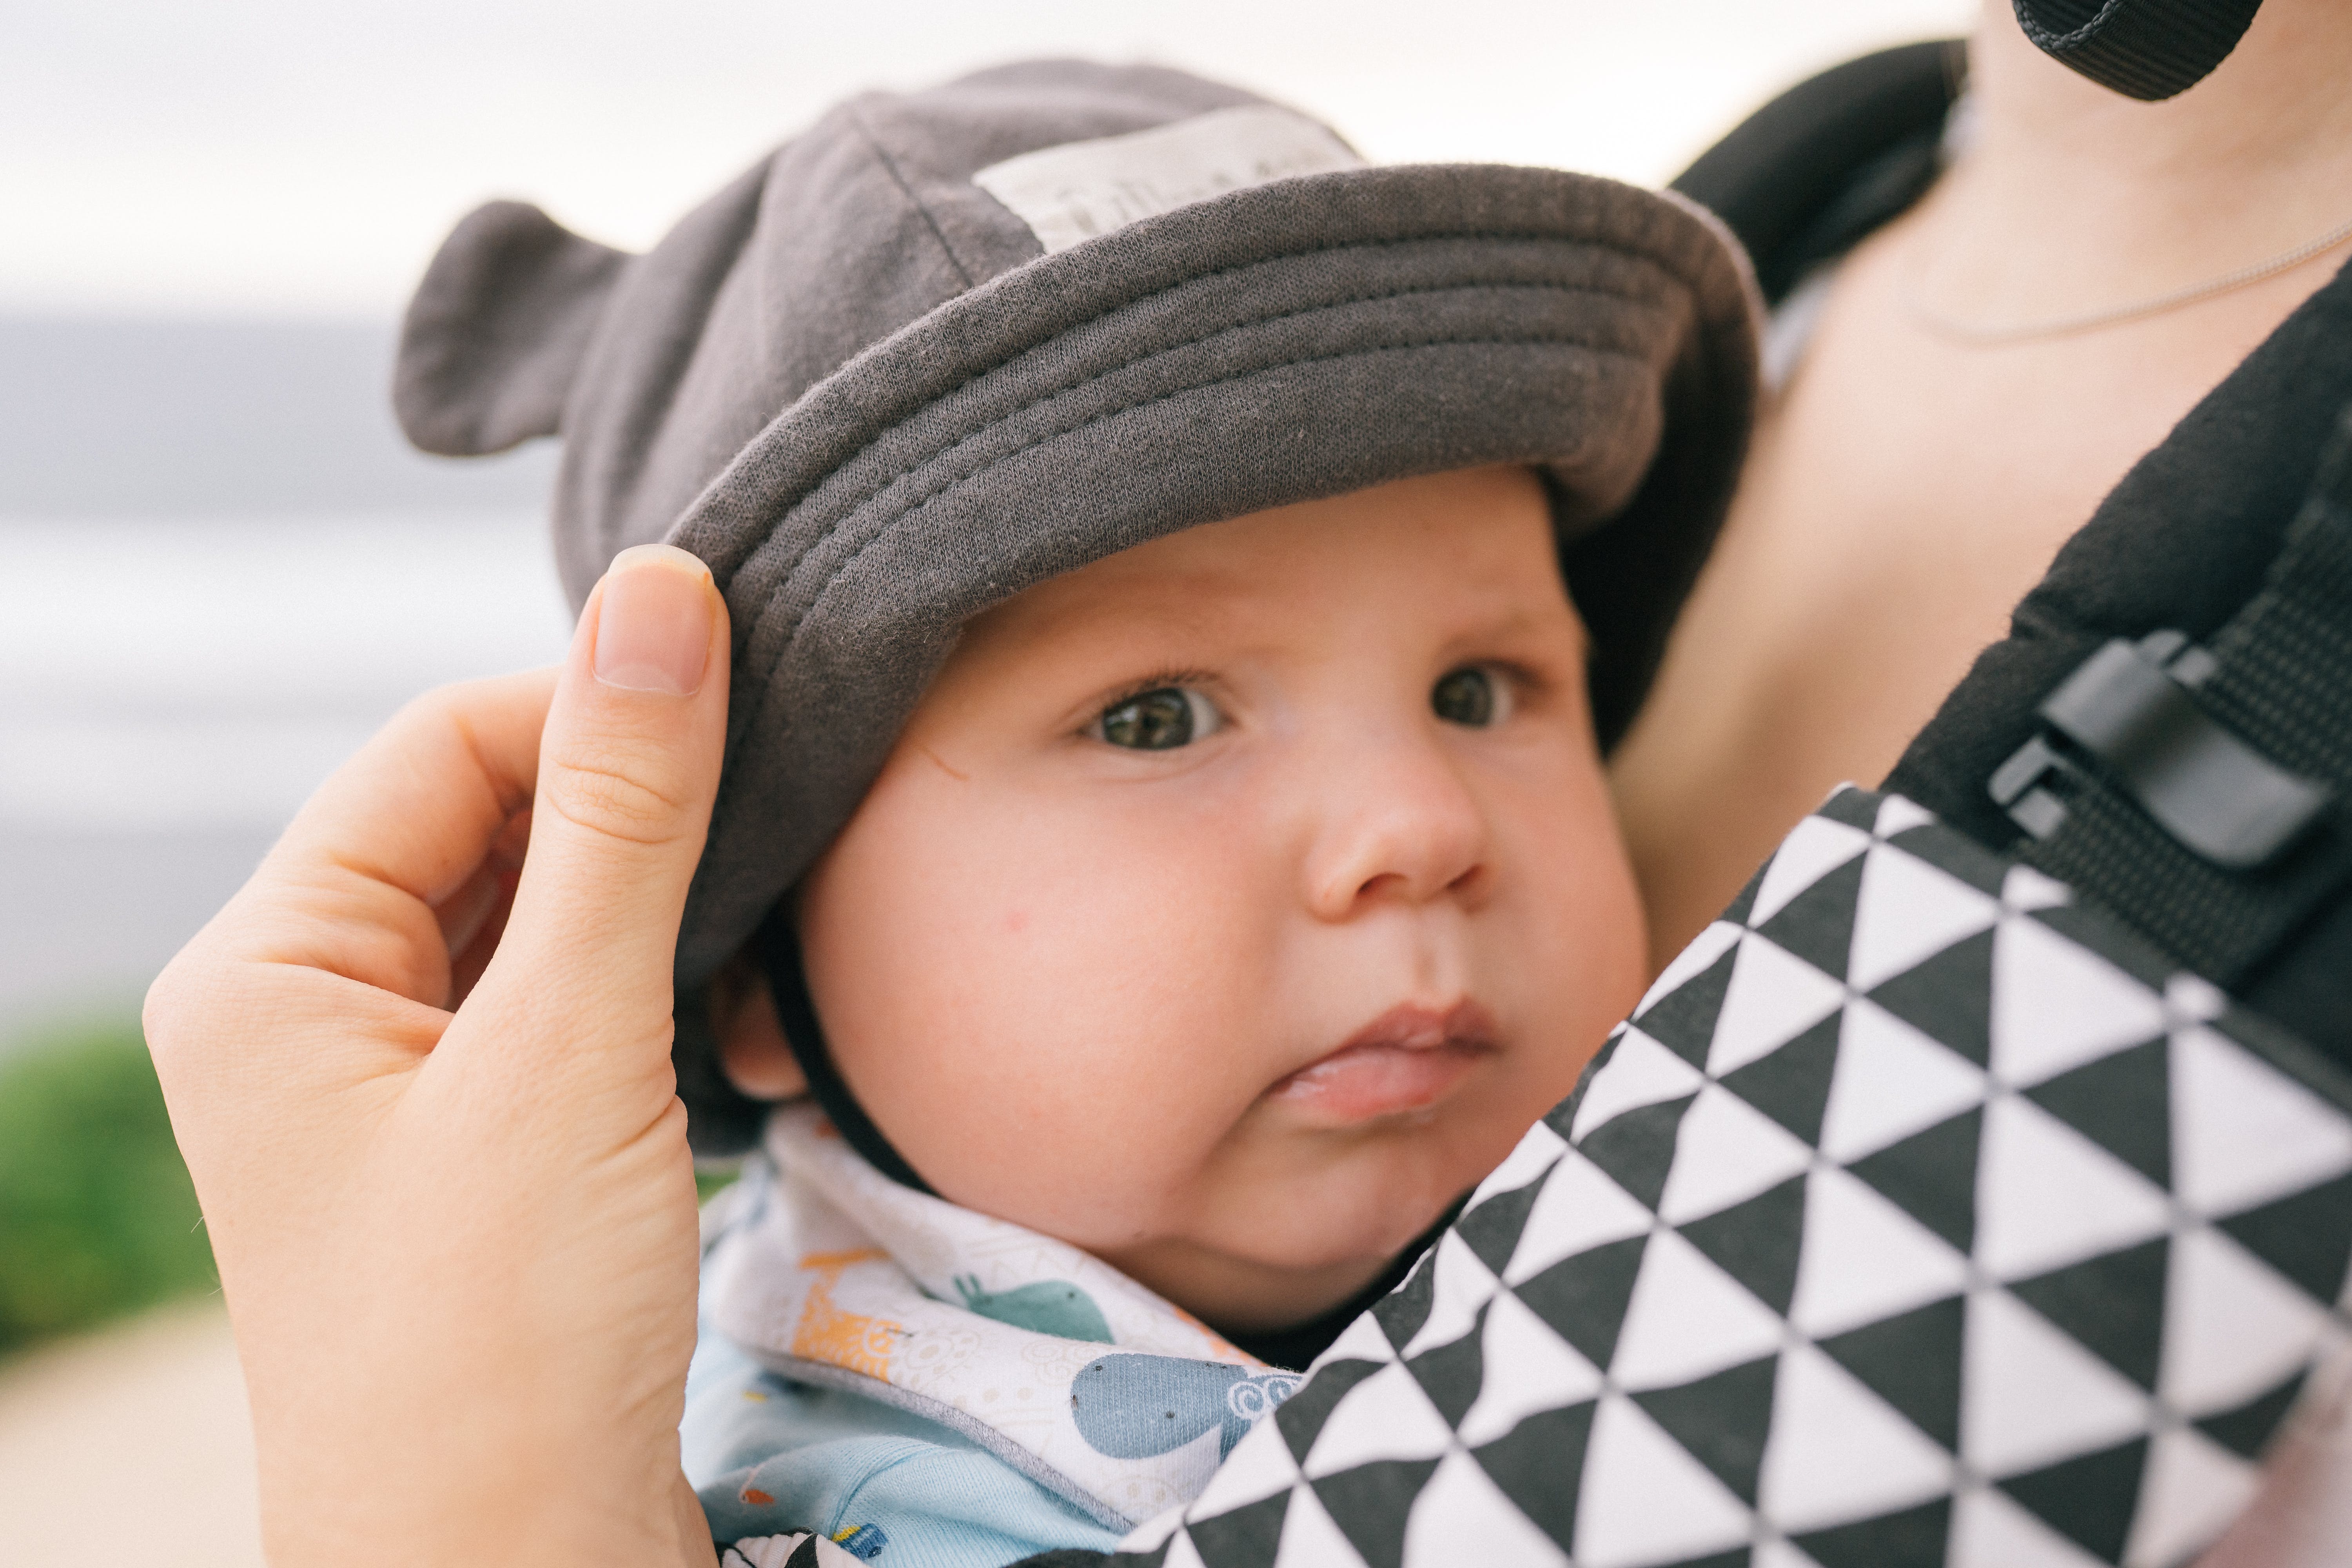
[394,200,632,457]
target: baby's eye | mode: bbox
[1093,686,1223,750]
[1432,665,1514,728]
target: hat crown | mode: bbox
[397,61,1308,604]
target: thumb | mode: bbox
[461,543,731,1084]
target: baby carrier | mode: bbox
[1047,10,2352,1568]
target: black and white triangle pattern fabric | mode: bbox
[1108,789,2352,1568]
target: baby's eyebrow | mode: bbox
[1004,578,1251,643]
[1426,597,1589,654]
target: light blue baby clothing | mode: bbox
[685,1105,1305,1568]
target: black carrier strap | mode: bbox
[2013,0,2265,102]
[1670,40,1962,306]
[1670,40,2352,1054]
[1990,407,2352,985]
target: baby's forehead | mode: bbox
[950,468,1578,673]
[1000,466,1559,608]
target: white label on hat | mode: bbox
[973,104,1364,254]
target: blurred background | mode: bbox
[1,0,1970,1558]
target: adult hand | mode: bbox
[145,545,730,1567]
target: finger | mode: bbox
[185,668,557,1007]
[433,859,506,960]
[445,868,518,1008]
[433,808,531,958]
[443,814,528,1009]
[465,545,731,1065]
[284,667,554,906]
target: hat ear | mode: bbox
[394,200,632,456]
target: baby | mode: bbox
[392,58,1755,1568]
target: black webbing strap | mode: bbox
[1668,40,1961,307]
[2014,0,2265,102]
[1990,404,2352,986]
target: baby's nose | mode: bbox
[1301,738,1492,920]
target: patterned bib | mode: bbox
[706,1104,1304,1531]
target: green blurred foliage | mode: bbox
[696,1167,740,1203]
[0,1016,742,1358]
[0,1019,218,1357]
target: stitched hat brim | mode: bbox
[667,162,1758,989]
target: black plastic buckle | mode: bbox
[1989,631,2334,871]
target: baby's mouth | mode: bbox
[1265,999,1501,1125]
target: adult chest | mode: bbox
[1610,219,2333,964]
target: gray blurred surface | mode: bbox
[0,316,557,516]
[0,317,571,1048]
[1,829,274,1030]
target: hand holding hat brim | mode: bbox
[143,546,730,1567]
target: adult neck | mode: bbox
[1913,0,2352,318]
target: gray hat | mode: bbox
[396,59,1758,1142]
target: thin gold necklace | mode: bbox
[1902,211,2352,345]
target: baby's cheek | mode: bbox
[890,906,1274,1243]
[1520,763,1647,1003]
[918,1067,1238,1249]
[1471,799,1645,1133]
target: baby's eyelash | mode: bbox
[1093,668,1219,712]
[1479,659,1554,701]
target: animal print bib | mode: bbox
[704,1103,1305,1531]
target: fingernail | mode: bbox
[594,545,714,695]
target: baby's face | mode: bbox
[789,466,1645,1330]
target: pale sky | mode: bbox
[6,0,1974,317]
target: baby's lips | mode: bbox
[1266,998,1500,1124]
[1266,1038,1490,1123]
[1332,996,1499,1056]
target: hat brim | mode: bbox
[668,161,1758,990]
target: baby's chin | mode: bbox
[1083,1185,1454,1335]
[1193,1117,1515,1276]
[960,1145,1463,1280]
[923,1060,1560,1321]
